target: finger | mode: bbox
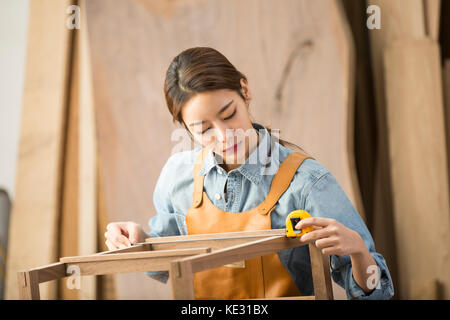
[314,237,338,249]
[321,246,341,256]
[105,239,117,251]
[106,223,131,246]
[126,223,141,244]
[296,217,335,229]
[300,227,334,242]
[109,233,131,248]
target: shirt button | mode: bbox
[214,193,221,200]
[217,168,223,175]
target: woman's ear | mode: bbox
[240,78,251,104]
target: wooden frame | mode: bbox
[17,229,333,300]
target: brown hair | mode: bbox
[163,46,306,153]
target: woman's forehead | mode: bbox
[182,89,239,117]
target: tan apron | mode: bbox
[185,146,313,299]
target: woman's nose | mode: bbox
[214,125,233,144]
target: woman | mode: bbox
[104,47,394,300]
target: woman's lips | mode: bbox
[223,141,242,154]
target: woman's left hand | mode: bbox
[296,217,365,257]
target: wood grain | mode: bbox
[367,0,427,299]
[443,60,450,205]
[309,242,333,300]
[77,0,98,299]
[6,0,74,300]
[60,247,211,263]
[383,38,450,299]
[424,0,441,40]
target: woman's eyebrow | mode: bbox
[188,100,234,127]
[218,100,234,115]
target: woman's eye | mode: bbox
[200,128,210,134]
[224,109,236,120]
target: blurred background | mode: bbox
[0,0,449,300]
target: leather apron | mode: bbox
[185,146,313,299]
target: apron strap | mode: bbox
[192,146,212,208]
[256,152,314,215]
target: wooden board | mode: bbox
[341,0,378,233]
[85,0,360,299]
[367,0,426,299]
[444,60,450,195]
[96,159,116,299]
[77,0,98,299]
[424,0,441,40]
[383,38,450,299]
[58,18,80,301]
[5,0,74,300]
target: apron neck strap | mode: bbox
[192,146,212,207]
[256,152,314,215]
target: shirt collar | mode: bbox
[197,123,280,186]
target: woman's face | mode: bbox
[181,80,258,168]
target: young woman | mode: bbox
[104,47,394,300]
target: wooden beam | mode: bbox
[443,60,450,204]
[17,271,40,300]
[383,38,450,299]
[77,0,98,299]
[144,229,285,243]
[64,249,209,276]
[367,0,427,299]
[424,0,441,40]
[309,243,333,300]
[60,248,211,263]
[6,0,75,300]
[176,236,303,274]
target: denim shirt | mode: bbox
[147,123,394,300]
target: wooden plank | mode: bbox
[60,247,211,263]
[17,271,40,300]
[341,0,378,233]
[309,243,333,300]
[31,262,67,284]
[59,6,80,300]
[78,0,97,299]
[145,229,285,243]
[65,252,208,276]
[444,60,450,202]
[96,156,116,299]
[170,260,195,300]
[6,0,75,300]
[96,243,152,255]
[177,236,303,274]
[367,0,427,299]
[383,38,450,299]
[424,0,441,40]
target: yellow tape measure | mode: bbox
[285,210,314,238]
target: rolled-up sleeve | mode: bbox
[145,157,181,283]
[304,171,394,300]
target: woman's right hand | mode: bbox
[104,221,148,250]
